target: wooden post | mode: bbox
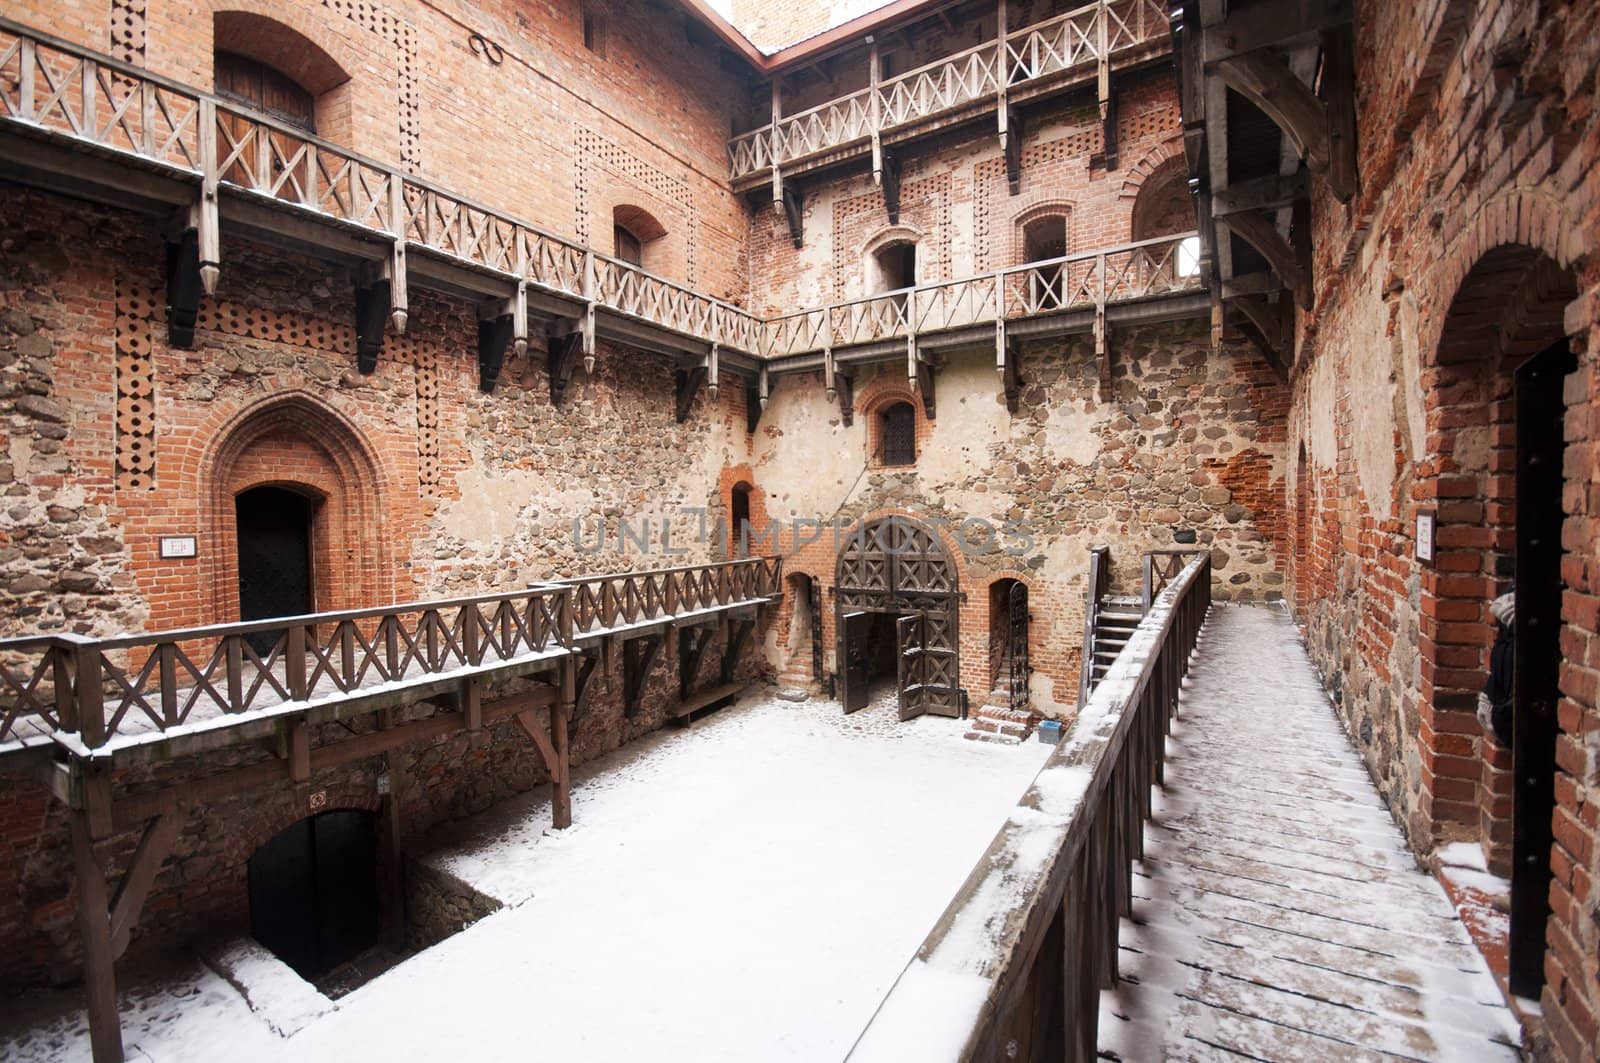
[770,78,783,206]
[73,638,106,750]
[378,755,406,949]
[196,99,220,295]
[869,38,883,184]
[552,659,575,830]
[69,813,123,1063]
[387,177,409,332]
[996,0,1009,151]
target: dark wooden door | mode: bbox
[248,810,378,979]
[839,610,872,713]
[808,579,824,681]
[897,613,927,720]
[1008,581,1031,713]
[236,486,313,655]
[1509,341,1574,996]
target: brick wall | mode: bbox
[1286,0,1600,1055]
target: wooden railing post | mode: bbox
[50,639,79,734]
[286,623,307,701]
[71,638,106,749]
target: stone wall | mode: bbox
[752,318,1288,715]
[1284,0,1600,1055]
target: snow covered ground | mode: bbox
[1,684,1052,1062]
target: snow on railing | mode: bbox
[729,0,1168,182]
[849,551,1211,1063]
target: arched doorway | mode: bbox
[988,578,1029,712]
[248,810,379,980]
[1425,243,1577,997]
[730,483,752,558]
[784,572,822,682]
[834,516,959,718]
[235,485,315,653]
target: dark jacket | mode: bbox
[1484,621,1514,747]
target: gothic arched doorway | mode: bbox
[235,485,315,654]
[834,516,960,719]
[248,810,379,980]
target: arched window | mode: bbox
[1021,213,1068,305]
[879,401,916,466]
[613,205,667,271]
[1131,157,1200,279]
[872,241,917,294]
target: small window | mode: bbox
[875,242,916,293]
[583,10,605,56]
[880,402,916,466]
[614,224,642,266]
[731,484,752,557]
[1022,214,1068,306]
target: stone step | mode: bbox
[962,730,1024,746]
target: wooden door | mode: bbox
[236,486,313,656]
[838,610,872,713]
[897,613,927,720]
[247,810,378,979]
[1509,341,1574,995]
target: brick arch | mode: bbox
[1415,238,1578,864]
[214,784,383,871]
[1128,155,1192,242]
[855,379,926,467]
[210,3,358,144]
[204,391,391,624]
[1117,138,1184,202]
[1009,199,1075,265]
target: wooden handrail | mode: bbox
[0,557,781,749]
[1076,545,1112,708]
[850,551,1211,1062]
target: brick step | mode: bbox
[963,730,1024,746]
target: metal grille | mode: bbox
[881,402,915,466]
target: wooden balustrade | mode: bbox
[0,558,780,751]
[851,551,1211,1063]
[729,0,1168,183]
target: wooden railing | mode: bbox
[0,558,780,751]
[851,551,1211,1063]
[762,233,1199,359]
[560,557,782,635]
[0,19,1197,368]
[0,18,763,355]
[729,0,1169,182]
[1141,548,1201,612]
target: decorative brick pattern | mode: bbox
[114,276,158,491]
[108,0,148,66]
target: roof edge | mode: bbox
[674,0,952,75]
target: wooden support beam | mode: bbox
[674,363,708,423]
[782,183,804,249]
[882,151,902,225]
[377,757,405,949]
[196,100,221,296]
[108,809,178,958]
[571,649,599,731]
[462,676,483,731]
[163,226,202,349]
[869,38,883,183]
[69,813,122,1063]
[288,721,310,781]
[1099,79,1119,169]
[1004,116,1023,195]
[548,328,583,407]
[1211,171,1307,217]
[552,660,573,829]
[1001,332,1022,414]
[1214,51,1334,181]
[1320,24,1357,204]
[354,279,390,374]
[706,344,720,402]
[1230,293,1291,379]
[476,312,515,394]
[623,634,662,717]
[1223,209,1311,309]
[914,355,937,420]
[720,619,753,685]
[1200,0,1352,62]
[679,626,711,698]
[836,370,855,427]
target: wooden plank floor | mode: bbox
[1098,604,1522,1062]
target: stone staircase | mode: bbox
[1085,594,1144,694]
[964,671,1037,744]
[776,661,814,701]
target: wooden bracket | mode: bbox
[570,650,599,731]
[623,634,662,717]
[721,619,753,684]
[1094,305,1111,399]
[1320,24,1357,205]
[674,363,708,423]
[354,278,391,374]
[477,313,515,394]
[1004,116,1024,195]
[746,367,771,434]
[882,151,902,225]
[911,342,937,420]
[548,328,583,407]
[782,183,804,248]
[1223,209,1312,309]
[836,370,855,427]
[679,626,711,699]
[163,226,203,349]
[1231,294,1291,380]
[998,322,1022,414]
[1215,52,1350,200]
[1099,81,1119,169]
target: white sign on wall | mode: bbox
[158,535,197,559]
[1415,511,1436,564]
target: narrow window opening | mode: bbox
[880,402,916,466]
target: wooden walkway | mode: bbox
[1098,605,1522,1061]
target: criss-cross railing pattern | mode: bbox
[0,19,1193,369]
[728,0,1168,182]
[0,558,781,751]
[761,232,1198,359]
[562,558,782,636]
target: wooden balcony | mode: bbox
[729,0,1172,192]
[0,17,1206,407]
[0,558,782,767]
